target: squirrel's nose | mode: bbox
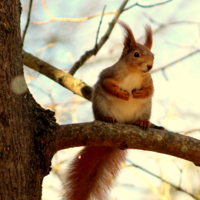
[147,65,152,70]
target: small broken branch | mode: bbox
[22,50,93,101]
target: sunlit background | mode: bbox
[21,0,200,199]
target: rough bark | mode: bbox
[0,1,56,199]
[51,121,200,166]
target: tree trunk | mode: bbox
[0,1,56,199]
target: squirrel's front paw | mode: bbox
[116,89,129,101]
[132,88,143,98]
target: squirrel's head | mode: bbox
[118,21,154,74]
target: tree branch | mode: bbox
[51,121,200,166]
[152,49,200,73]
[22,48,200,102]
[34,0,172,24]
[22,50,93,100]
[21,0,33,45]
[124,0,173,11]
[182,128,200,135]
[34,11,116,25]
[94,5,106,55]
[127,160,200,200]
[68,0,129,75]
[146,13,200,34]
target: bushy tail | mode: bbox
[62,146,127,200]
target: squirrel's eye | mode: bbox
[134,52,140,57]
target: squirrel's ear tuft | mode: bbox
[144,25,153,50]
[118,20,137,56]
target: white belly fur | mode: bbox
[106,96,149,123]
[105,73,150,124]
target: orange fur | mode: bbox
[144,25,153,49]
[132,81,153,99]
[62,21,154,200]
[62,147,126,200]
[102,78,129,101]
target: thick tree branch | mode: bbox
[51,121,200,166]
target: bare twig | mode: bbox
[124,0,173,11]
[146,13,200,31]
[22,50,93,101]
[183,128,200,135]
[152,49,200,73]
[22,0,33,45]
[94,5,106,55]
[144,14,200,38]
[126,160,200,200]
[137,14,200,46]
[42,0,53,18]
[34,0,114,25]
[69,0,129,75]
[68,0,174,75]
[154,20,200,35]
[34,0,173,25]
[34,11,116,24]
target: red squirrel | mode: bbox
[62,21,154,200]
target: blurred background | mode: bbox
[21,0,200,199]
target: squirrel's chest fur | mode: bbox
[118,73,142,93]
[98,73,152,124]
